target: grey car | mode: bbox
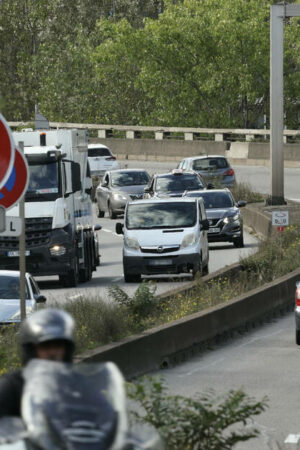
[178,155,236,188]
[0,270,46,323]
[184,188,246,247]
[96,169,150,219]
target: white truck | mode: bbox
[0,129,101,287]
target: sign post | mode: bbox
[18,142,26,322]
[0,206,5,233]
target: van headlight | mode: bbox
[181,233,197,248]
[124,237,140,250]
[113,193,129,201]
[223,214,239,224]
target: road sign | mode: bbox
[0,216,22,236]
[0,114,15,190]
[0,147,29,210]
[272,210,289,226]
[0,206,5,232]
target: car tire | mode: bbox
[60,258,79,288]
[108,203,117,220]
[192,257,202,279]
[233,234,244,248]
[296,330,300,345]
[124,272,141,283]
[202,263,209,276]
[97,205,105,218]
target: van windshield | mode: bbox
[126,202,196,229]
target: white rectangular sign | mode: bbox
[272,210,289,226]
[0,216,22,236]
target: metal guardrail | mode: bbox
[8,121,300,142]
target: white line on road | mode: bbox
[111,277,123,283]
[177,357,225,377]
[67,294,82,301]
[234,329,284,349]
[101,228,123,237]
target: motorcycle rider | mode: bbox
[0,308,75,417]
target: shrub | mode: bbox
[231,182,264,203]
[127,376,268,450]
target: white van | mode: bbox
[88,144,119,177]
[115,197,209,282]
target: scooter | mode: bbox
[0,360,163,449]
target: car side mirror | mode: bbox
[143,187,151,193]
[200,219,209,230]
[35,294,47,303]
[207,183,215,189]
[101,181,108,187]
[237,200,247,207]
[115,222,124,235]
[94,224,102,231]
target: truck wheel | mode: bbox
[108,203,117,220]
[79,236,92,282]
[60,258,79,287]
[296,330,300,345]
[192,256,202,279]
[97,205,105,218]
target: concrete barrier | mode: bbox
[76,267,299,378]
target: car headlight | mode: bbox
[50,245,67,256]
[112,193,129,201]
[124,237,140,250]
[181,233,197,248]
[223,214,240,224]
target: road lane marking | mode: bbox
[235,329,284,349]
[177,357,225,377]
[67,294,82,301]
[285,434,300,444]
[111,277,123,283]
[102,228,123,237]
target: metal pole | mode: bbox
[268,4,285,205]
[18,141,26,321]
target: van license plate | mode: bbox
[209,228,220,234]
[7,250,30,257]
[149,259,172,266]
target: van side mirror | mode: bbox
[143,187,151,193]
[35,294,47,303]
[115,223,124,235]
[200,219,209,230]
[207,183,215,189]
[71,162,81,192]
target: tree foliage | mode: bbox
[0,0,300,128]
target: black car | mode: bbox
[143,169,209,199]
[184,188,246,247]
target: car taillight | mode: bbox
[296,287,300,306]
[224,168,234,176]
[105,156,116,160]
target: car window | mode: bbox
[155,174,204,192]
[192,158,229,171]
[111,171,149,187]
[187,191,234,208]
[0,276,30,299]
[29,276,39,295]
[127,202,196,229]
[88,148,111,157]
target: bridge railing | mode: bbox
[8,121,300,143]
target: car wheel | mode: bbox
[97,205,105,218]
[296,330,300,345]
[108,203,117,220]
[124,272,141,283]
[233,234,244,248]
[192,257,202,279]
[202,263,209,276]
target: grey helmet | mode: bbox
[20,308,75,364]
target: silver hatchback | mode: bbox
[178,155,236,188]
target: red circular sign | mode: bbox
[0,147,29,210]
[0,114,15,190]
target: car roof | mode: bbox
[185,155,229,161]
[88,143,111,149]
[127,197,199,206]
[154,170,200,177]
[187,188,231,194]
[107,168,149,174]
[0,270,30,278]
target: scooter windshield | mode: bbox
[22,360,125,450]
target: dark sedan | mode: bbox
[184,188,246,247]
[96,169,150,219]
[143,169,209,199]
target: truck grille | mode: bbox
[141,245,180,254]
[0,217,52,250]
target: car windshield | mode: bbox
[0,276,30,299]
[88,148,111,157]
[155,174,204,192]
[27,162,59,195]
[192,158,228,171]
[111,171,149,187]
[187,191,234,208]
[126,202,196,229]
